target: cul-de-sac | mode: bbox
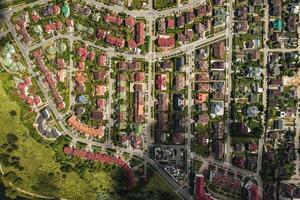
[0,0,299,199]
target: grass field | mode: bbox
[143,173,177,194]
[141,168,181,200]
[153,0,177,10]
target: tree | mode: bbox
[9,110,17,117]
[32,171,59,196]
[7,133,18,145]
[5,187,18,199]
[0,153,11,166]
[13,177,23,187]
[4,171,18,183]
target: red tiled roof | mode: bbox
[157,36,175,48]
[32,50,64,109]
[98,54,107,66]
[27,97,35,105]
[104,14,123,25]
[77,62,85,71]
[115,38,125,48]
[135,21,145,45]
[134,91,145,122]
[52,5,60,15]
[128,39,137,49]
[95,84,106,96]
[134,72,145,82]
[106,35,125,48]
[34,96,41,105]
[77,47,88,61]
[31,12,40,22]
[125,16,135,28]
[44,21,62,33]
[88,51,95,61]
[167,18,175,29]
[195,175,205,200]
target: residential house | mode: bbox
[157,17,166,34]
[155,74,168,91]
[95,84,107,96]
[176,15,185,28]
[212,141,224,159]
[174,74,185,90]
[67,115,104,138]
[96,99,106,110]
[134,91,145,123]
[173,94,185,111]
[135,21,145,46]
[213,41,225,59]
[157,36,175,48]
[270,0,282,16]
[185,10,195,23]
[105,35,125,48]
[96,28,107,39]
[125,16,135,28]
[157,93,169,111]
[104,14,123,25]
[98,54,107,66]
[167,18,175,29]
[91,110,104,120]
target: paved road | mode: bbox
[185,49,194,189]
[86,0,207,19]
[106,56,114,144]
[224,0,234,165]
[28,31,226,61]
[257,0,269,175]
[292,86,300,179]
[290,10,300,180]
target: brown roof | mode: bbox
[172,133,185,144]
[93,71,106,80]
[157,93,169,112]
[91,110,104,120]
[134,72,145,82]
[213,41,225,59]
